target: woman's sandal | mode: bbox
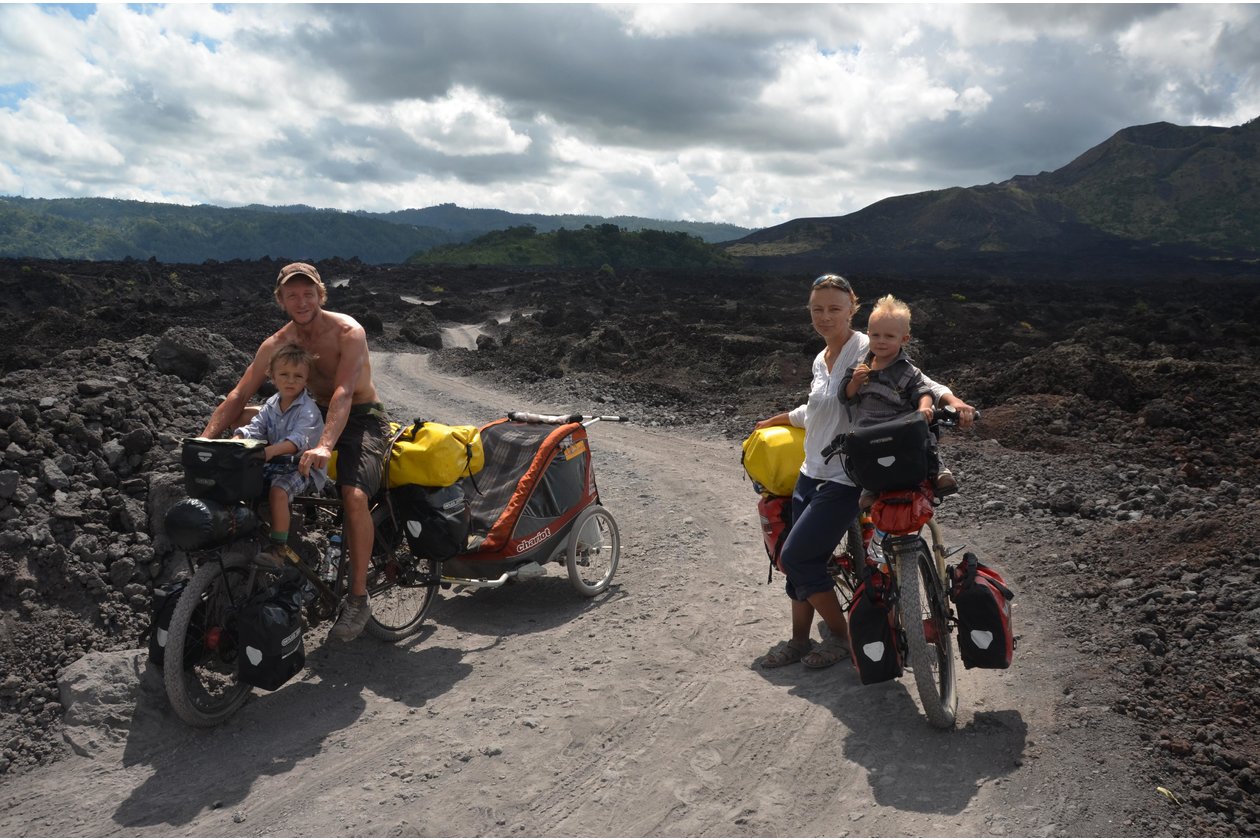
[758,638,813,668]
[802,634,852,670]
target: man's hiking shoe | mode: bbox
[934,470,959,498]
[330,594,371,642]
[254,543,300,569]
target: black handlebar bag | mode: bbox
[181,438,267,503]
[841,413,934,492]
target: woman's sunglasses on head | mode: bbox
[812,274,852,291]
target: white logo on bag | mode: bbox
[862,641,885,661]
[971,629,995,649]
[197,452,212,463]
[877,456,896,467]
[406,520,423,538]
[246,646,262,666]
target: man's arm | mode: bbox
[300,322,368,473]
[201,337,277,438]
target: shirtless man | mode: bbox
[202,262,388,641]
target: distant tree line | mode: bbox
[0,197,750,264]
[408,223,742,269]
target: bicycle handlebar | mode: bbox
[820,405,980,463]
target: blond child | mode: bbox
[840,295,957,503]
[232,343,327,566]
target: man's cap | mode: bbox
[276,262,323,288]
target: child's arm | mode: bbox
[916,392,935,423]
[841,364,869,402]
[264,439,299,462]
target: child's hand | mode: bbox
[918,405,935,424]
[852,363,872,386]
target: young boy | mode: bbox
[841,295,957,505]
[232,343,327,567]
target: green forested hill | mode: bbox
[0,197,750,264]
[371,204,749,243]
[0,197,454,263]
[409,223,741,269]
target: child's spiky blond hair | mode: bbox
[870,294,912,329]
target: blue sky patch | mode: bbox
[0,83,34,110]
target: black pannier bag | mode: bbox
[842,413,934,492]
[181,437,267,503]
[847,570,904,684]
[144,580,197,670]
[234,582,306,691]
[948,552,1016,669]
[393,483,471,561]
[164,497,259,552]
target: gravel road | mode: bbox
[0,350,1158,837]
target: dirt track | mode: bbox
[0,350,1157,837]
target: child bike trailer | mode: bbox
[442,411,626,596]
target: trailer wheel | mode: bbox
[565,505,620,596]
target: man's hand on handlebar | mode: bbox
[300,444,332,477]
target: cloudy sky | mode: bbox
[0,3,1257,230]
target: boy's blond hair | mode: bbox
[869,294,912,331]
[269,343,317,375]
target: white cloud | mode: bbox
[0,3,1255,228]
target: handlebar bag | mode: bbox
[847,570,903,684]
[841,413,932,492]
[948,552,1015,669]
[741,425,805,497]
[181,437,267,503]
[387,420,485,489]
[235,581,306,691]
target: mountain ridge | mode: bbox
[727,117,1260,277]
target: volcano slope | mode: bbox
[0,258,1257,835]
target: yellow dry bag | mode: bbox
[740,425,805,497]
[387,420,484,488]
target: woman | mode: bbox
[755,274,975,669]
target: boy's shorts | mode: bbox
[330,405,391,496]
[264,462,314,502]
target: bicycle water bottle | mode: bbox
[321,534,342,582]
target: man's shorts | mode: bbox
[330,403,391,496]
[263,462,314,502]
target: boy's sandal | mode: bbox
[802,635,851,670]
[758,639,813,668]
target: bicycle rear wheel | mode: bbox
[365,534,440,641]
[164,561,257,727]
[896,544,958,730]
[828,518,865,611]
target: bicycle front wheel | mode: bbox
[164,560,257,727]
[896,544,958,730]
[365,535,440,642]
